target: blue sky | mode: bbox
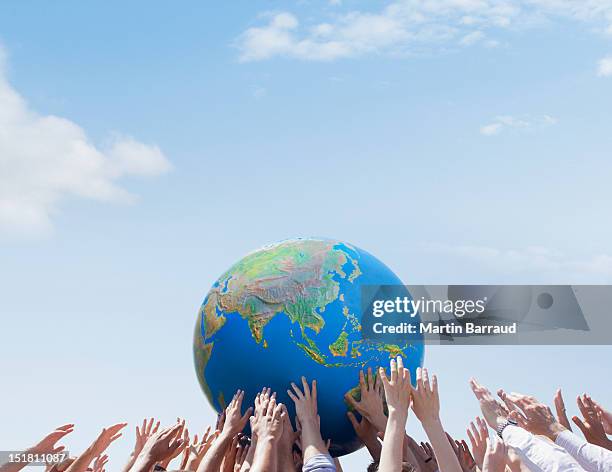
[0,0,611,469]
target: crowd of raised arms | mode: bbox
[2,357,611,472]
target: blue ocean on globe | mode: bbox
[194,238,424,456]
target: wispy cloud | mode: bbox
[479,114,557,136]
[425,243,612,282]
[598,55,612,77]
[237,1,612,62]
[0,45,171,236]
[459,30,485,46]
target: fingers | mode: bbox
[359,370,367,394]
[367,367,374,391]
[554,389,572,430]
[287,389,298,404]
[301,376,311,399]
[390,358,398,383]
[572,415,588,436]
[379,366,389,388]
[346,411,359,431]
[344,392,359,411]
[290,382,305,399]
[422,368,431,393]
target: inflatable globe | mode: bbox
[193,238,424,456]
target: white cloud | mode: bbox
[425,243,612,282]
[597,55,612,76]
[237,1,612,62]
[480,123,502,135]
[252,86,267,99]
[460,30,485,46]
[479,114,557,136]
[0,45,171,236]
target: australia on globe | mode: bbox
[193,238,424,456]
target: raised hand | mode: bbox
[410,368,461,472]
[482,438,506,472]
[449,435,476,472]
[198,390,254,472]
[64,423,127,472]
[404,436,437,472]
[249,397,284,472]
[410,367,439,425]
[554,389,572,431]
[185,427,219,471]
[287,377,327,463]
[234,441,250,472]
[469,379,507,430]
[590,397,612,435]
[378,357,412,472]
[278,404,299,471]
[130,422,185,472]
[498,391,566,441]
[574,394,612,450]
[122,418,161,472]
[466,417,488,468]
[91,455,108,472]
[221,435,242,472]
[1,424,75,472]
[30,424,74,455]
[223,391,253,437]
[345,367,387,432]
[159,418,187,469]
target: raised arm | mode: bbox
[287,377,329,464]
[197,390,253,472]
[121,418,160,472]
[378,356,412,472]
[0,424,73,472]
[411,368,461,472]
[250,395,284,472]
[65,423,126,472]
[501,390,612,472]
[345,367,388,433]
[129,422,185,472]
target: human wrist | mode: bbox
[387,407,408,428]
[546,422,567,441]
[420,415,442,429]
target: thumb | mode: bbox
[572,416,588,436]
[241,407,254,425]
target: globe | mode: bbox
[193,238,424,456]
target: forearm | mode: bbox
[369,412,389,434]
[250,438,277,472]
[300,419,329,463]
[379,410,407,472]
[502,426,582,472]
[555,430,612,472]
[0,461,27,472]
[64,445,97,472]
[197,431,233,472]
[278,441,294,472]
[121,452,138,472]
[240,438,257,472]
[401,434,420,469]
[128,454,157,472]
[422,418,462,472]
[363,436,382,462]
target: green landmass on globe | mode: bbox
[193,238,424,456]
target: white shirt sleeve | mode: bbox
[502,425,585,472]
[554,430,612,472]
